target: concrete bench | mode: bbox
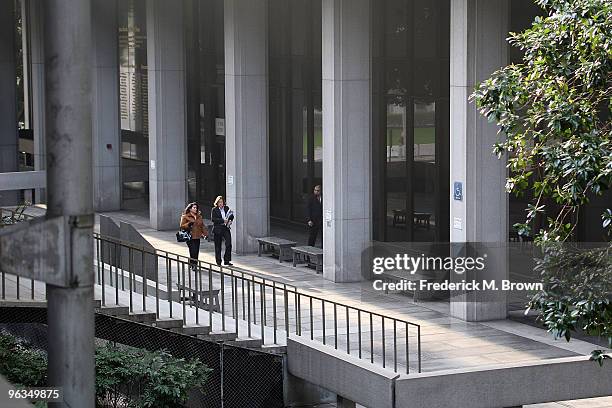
[292,246,323,274]
[176,283,220,312]
[257,236,297,263]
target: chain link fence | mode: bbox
[0,306,285,408]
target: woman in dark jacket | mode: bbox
[180,202,208,270]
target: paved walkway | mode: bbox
[96,212,605,366]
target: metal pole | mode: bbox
[44,0,95,406]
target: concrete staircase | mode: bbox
[94,286,271,350]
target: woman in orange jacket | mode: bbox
[180,202,208,270]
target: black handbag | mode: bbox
[176,229,192,242]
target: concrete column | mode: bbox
[92,0,121,212]
[26,0,46,203]
[147,0,186,230]
[321,0,371,282]
[449,0,509,321]
[224,0,269,253]
[0,0,19,205]
[44,0,95,405]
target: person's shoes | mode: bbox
[224,262,233,266]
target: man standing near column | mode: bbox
[306,185,323,247]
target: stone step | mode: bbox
[227,338,264,349]
[0,300,47,308]
[197,332,238,342]
[152,318,184,330]
[96,304,130,316]
[127,311,157,323]
[182,324,211,336]
[261,344,287,354]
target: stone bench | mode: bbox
[176,283,220,312]
[256,236,297,263]
[292,246,323,274]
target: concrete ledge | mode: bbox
[0,300,47,308]
[394,356,612,408]
[287,336,399,408]
[0,171,46,191]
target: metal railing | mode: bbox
[1,232,422,373]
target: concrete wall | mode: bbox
[288,337,612,408]
[99,214,120,265]
[287,337,398,408]
[92,0,121,212]
[394,356,612,408]
[119,221,157,283]
[98,216,157,283]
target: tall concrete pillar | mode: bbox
[449,0,509,321]
[92,0,121,212]
[321,0,371,282]
[0,0,19,205]
[44,0,95,404]
[25,0,46,203]
[147,0,186,230]
[224,0,269,253]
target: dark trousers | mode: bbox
[186,239,200,267]
[308,221,323,247]
[214,227,232,265]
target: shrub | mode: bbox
[0,331,47,387]
[95,344,212,408]
[0,332,212,408]
[527,244,612,364]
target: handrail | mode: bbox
[92,232,297,291]
[1,232,422,374]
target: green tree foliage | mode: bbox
[471,0,611,362]
[472,0,611,243]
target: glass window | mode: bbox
[184,0,225,215]
[268,0,322,225]
[118,0,149,212]
[372,0,450,243]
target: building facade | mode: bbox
[2,0,609,296]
